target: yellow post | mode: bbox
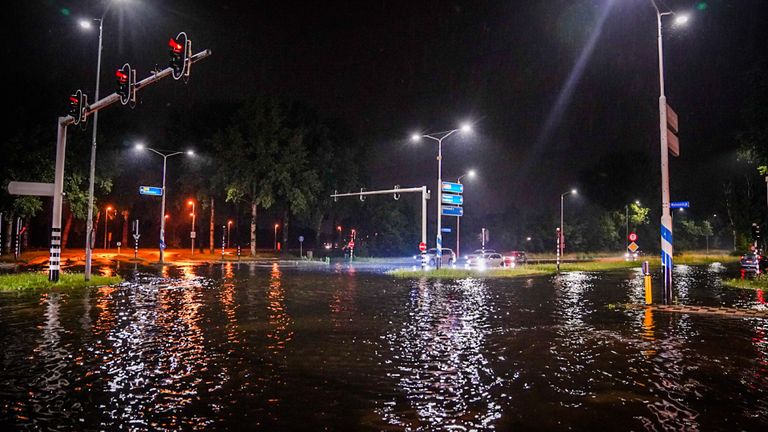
[643,261,652,305]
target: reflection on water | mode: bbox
[0,265,767,430]
[30,293,71,421]
[267,263,293,351]
[378,277,502,430]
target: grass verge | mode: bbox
[722,275,768,291]
[0,272,122,291]
[390,266,554,279]
[390,261,650,279]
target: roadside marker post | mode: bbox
[643,261,652,305]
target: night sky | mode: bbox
[6,0,768,223]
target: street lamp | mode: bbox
[456,169,476,258]
[188,200,196,255]
[227,220,233,249]
[558,189,577,271]
[650,0,690,303]
[411,123,472,268]
[134,143,195,263]
[104,206,114,249]
[80,0,126,281]
[274,224,280,251]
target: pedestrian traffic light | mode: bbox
[67,89,87,125]
[168,32,191,80]
[116,63,136,106]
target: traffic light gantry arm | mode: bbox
[62,48,212,127]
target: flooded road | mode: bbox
[0,263,766,430]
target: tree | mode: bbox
[212,97,286,256]
[737,64,768,174]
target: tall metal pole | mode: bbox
[456,174,465,258]
[159,155,168,264]
[560,193,565,260]
[421,187,427,246]
[190,202,195,255]
[436,137,443,268]
[626,204,630,252]
[104,208,109,249]
[655,6,674,304]
[84,17,104,281]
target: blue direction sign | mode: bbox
[139,186,163,196]
[442,206,464,217]
[441,194,464,205]
[441,181,464,194]
[441,227,452,233]
[670,201,689,209]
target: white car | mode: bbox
[466,252,503,268]
[421,248,456,267]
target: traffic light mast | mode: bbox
[44,39,211,282]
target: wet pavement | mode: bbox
[0,262,766,430]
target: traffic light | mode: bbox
[168,32,190,80]
[67,89,87,125]
[752,223,762,241]
[116,63,135,105]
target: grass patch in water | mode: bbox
[722,275,768,291]
[0,272,122,291]
[390,266,553,279]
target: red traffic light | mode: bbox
[115,69,128,83]
[168,38,183,53]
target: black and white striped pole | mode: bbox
[133,219,140,259]
[221,225,226,260]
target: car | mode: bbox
[471,248,496,254]
[421,248,456,267]
[466,252,504,268]
[502,251,528,267]
[740,253,768,273]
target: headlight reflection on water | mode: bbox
[377,278,502,429]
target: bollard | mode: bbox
[643,260,652,305]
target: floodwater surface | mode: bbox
[0,262,766,430]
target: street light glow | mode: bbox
[134,143,145,150]
[186,150,195,156]
[460,123,472,133]
[674,14,690,25]
[411,133,422,142]
[571,189,578,195]
[79,19,93,30]
[468,169,476,177]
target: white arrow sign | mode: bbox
[7,181,55,197]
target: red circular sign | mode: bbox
[348,241,355,248]
[628,232,638,242]
[418,242,427,252]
